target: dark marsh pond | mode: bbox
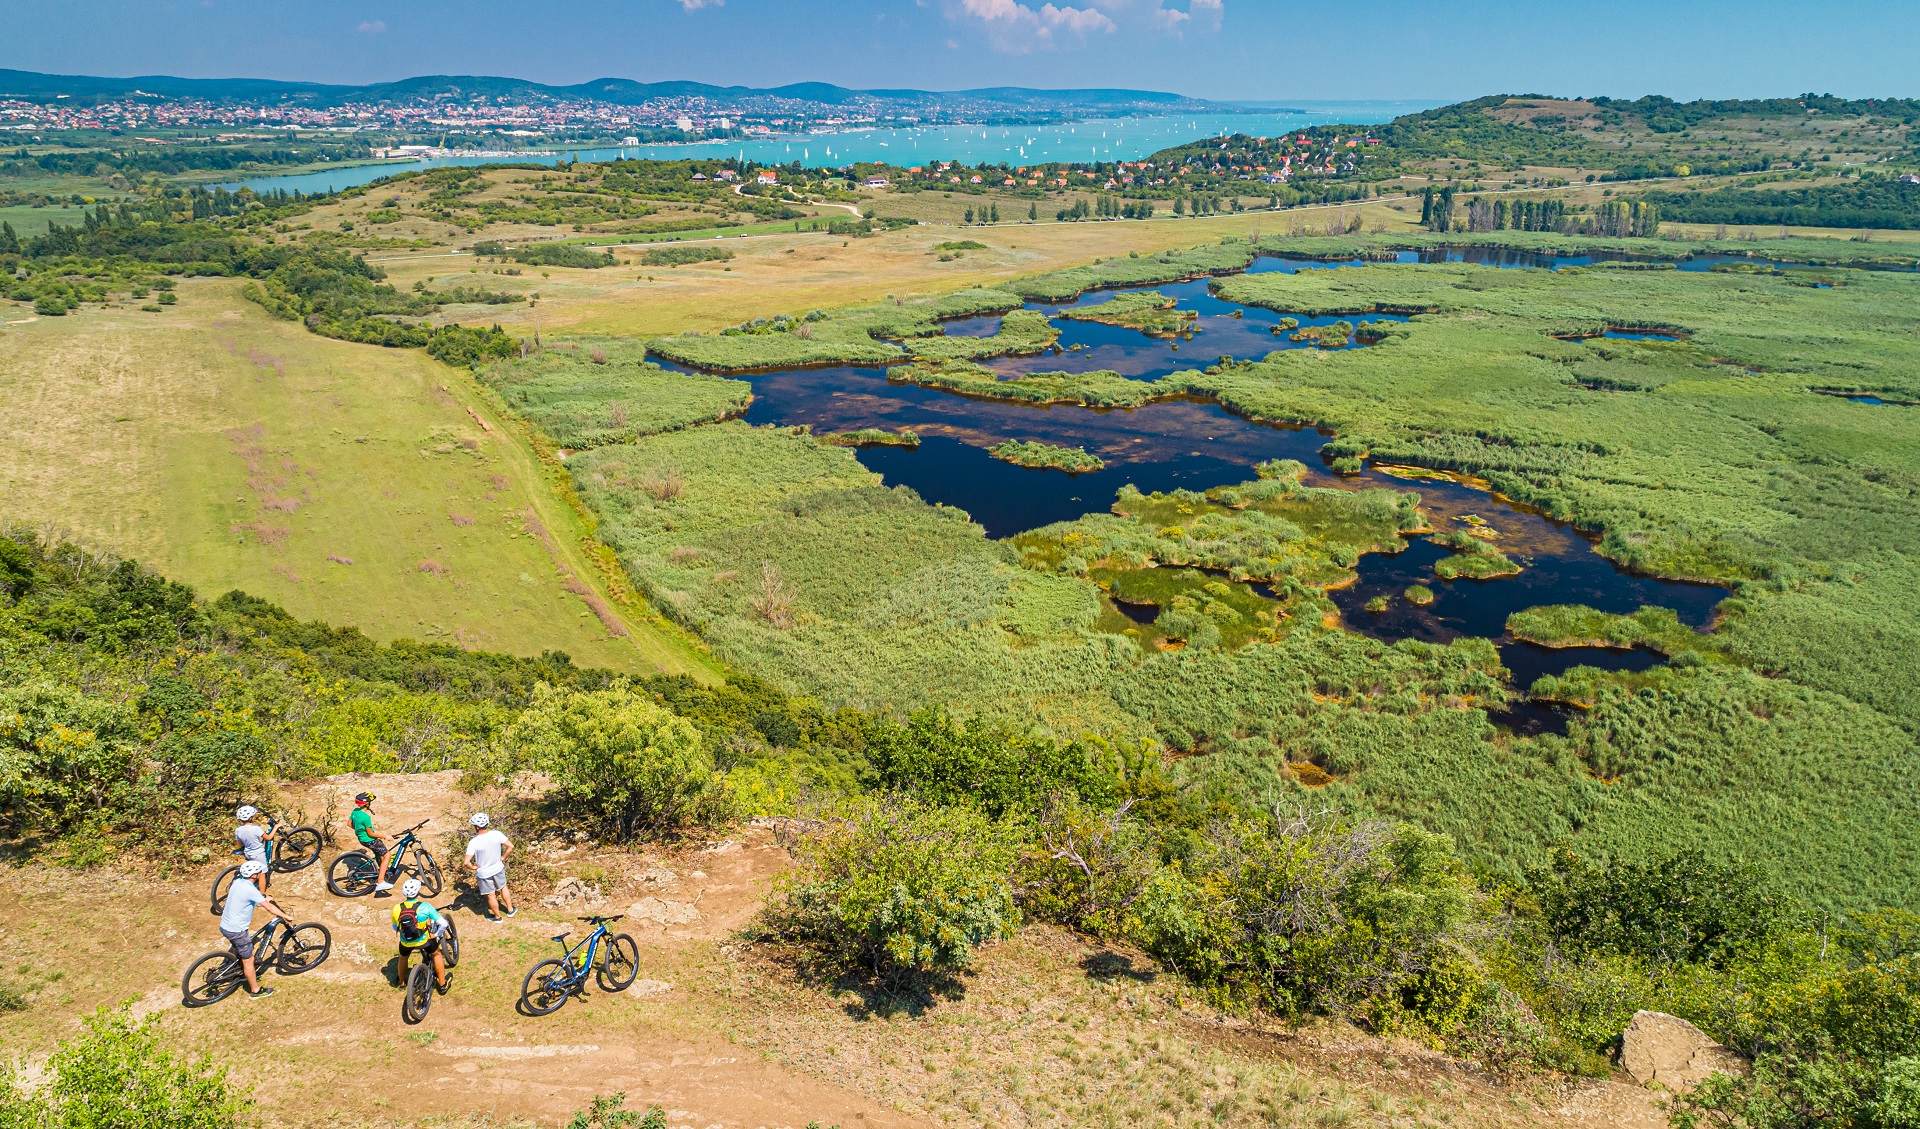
[663,251,1738,732]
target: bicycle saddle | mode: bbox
[551,932,570,942]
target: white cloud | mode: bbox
[355,19,386,34]
[947,0,1221,53]
[678,0,723,10]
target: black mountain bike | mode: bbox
[401,910,461,1025]
[327,819,440,898]
[181,917,332,1007]
[210,815,324,915]
[518,915,639,1016]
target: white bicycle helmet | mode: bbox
[401,878,423,899]
[469,813,490,828]
[239,860,268,878]
[235,804,258,821]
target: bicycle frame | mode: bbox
[556,924,610,986]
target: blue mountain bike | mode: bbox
[518,915,639,1015]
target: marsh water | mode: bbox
[664,252,1736,732]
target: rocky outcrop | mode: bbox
[1620,1011,1751,1091]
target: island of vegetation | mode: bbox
[986,439,1106,472]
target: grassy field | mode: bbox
[0,281,715,677]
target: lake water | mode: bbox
[220,101,1440,195]
[660,251,1731,731]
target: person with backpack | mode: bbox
[462,813,515,922]
[390,878,451,994]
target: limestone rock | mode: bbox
[1621,1011,1751,1091]
[540,876,606,909]
[627,897,701,926]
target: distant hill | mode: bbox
[0,68,1249,121]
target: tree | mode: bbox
[989,203,1000,223]
[503,680,718,841]
[1027,202,1038,221]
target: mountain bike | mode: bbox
[181,916,332,1007]
[518,915,639,1016]
[401,910,461,1026]
[327,819,440,898]
[210,815,324,915]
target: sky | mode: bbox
[3,0,1917,103]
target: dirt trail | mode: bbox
[0,771,919,1129]
[0,770,1666,1128]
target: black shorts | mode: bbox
[400,937,439,959]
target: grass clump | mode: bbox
[1430,528,1521,579]
[986,439,1105,473]
[1054,290,1198,338]
[888,359,1168,408]
[820,427,919,448]
[645,289,1023,372]
[476,337,750,448]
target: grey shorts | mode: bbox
[222,927,255,960]
[477,871,508,895]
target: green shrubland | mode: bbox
[644,289,1023,371]
[1010,241,1259,302]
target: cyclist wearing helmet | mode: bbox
[350,792,396,894]
[391,878,451,993]
[219,859,294,999]
[462,813,516,922]
[234,805,274,885]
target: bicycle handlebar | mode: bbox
[399,819,430,834]
[579,914,625,924]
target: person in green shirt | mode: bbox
[351,792,396,895]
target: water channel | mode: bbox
[662,251,1745,733]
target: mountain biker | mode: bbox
[391,878,451,994]
[234,804,275,887]
[350,792,396,895]
[462,813,515,922]
[219,859,294,999]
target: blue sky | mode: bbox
[3,0,1916,101]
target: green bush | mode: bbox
[0,1004,251,1128]
[761,795,1018,988]
[565,1093,667,1129]
[504,680,723,841]
[867,709,1115,818]
[511,242,617,269]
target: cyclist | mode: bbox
[219,859,294,999]
[391,878,452,994]
[233,805,275,888]
[349,792,396,895]
[462,813,516,922]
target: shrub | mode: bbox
[565,1093,667,1129]
[761,795,1018,988]
[504,680,721,841]
[511,242,616,269]
[0,1004,251,1128]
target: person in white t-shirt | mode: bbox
[233,805,275,886]
[462,813,515,922]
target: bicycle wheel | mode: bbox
[598,934,640,992]
[327,850,377,897]
[440,918,461,969]
[412,851,443,897]
[402,962,434,1025]
[273,923,332,976]
[182,951,244,1008]
[275,827,323,872]
[210,865,239,916]
[519,958,572,1016]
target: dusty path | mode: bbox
[0,771,922,1129]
